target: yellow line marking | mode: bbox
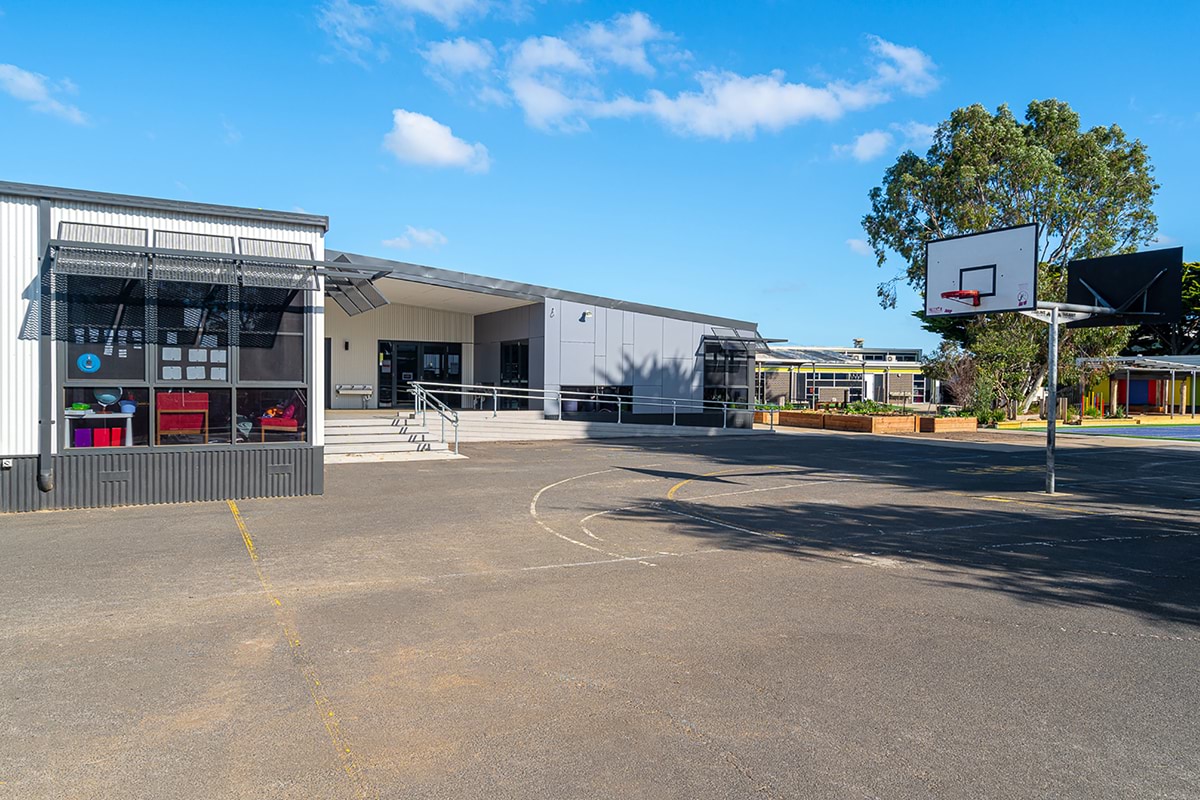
[975,495,1107,515]
[666,465,788,501]
[227,501,376,799]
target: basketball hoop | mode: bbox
[941,289,981,307]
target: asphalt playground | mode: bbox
[2,429,1199,799]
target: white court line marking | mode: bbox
[681,477,860,503]
[530,467,658,566]
[431,549,725,580]
[983,530,1200,550]
[656,504,780,539]
[578,505,645,541]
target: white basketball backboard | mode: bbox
[924,224,1038,317]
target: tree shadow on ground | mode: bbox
[580,432,1200,627]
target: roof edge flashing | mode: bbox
[0,180,329,232]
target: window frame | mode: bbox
[56,262,314,452]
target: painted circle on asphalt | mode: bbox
[77,353,102,373]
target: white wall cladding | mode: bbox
[0,195,40,455]
[324,299,475,408]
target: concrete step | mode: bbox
[325,432,434,445]
[325,441,450,454]
[325,417,416,429]
[325,450,466,465]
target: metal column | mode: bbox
[1045,306,1059,495]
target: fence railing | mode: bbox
[406,381,761,447]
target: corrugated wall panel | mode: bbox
[51,201,324,258]
[0,447,322,513]
[0,195,41,457]
[324,299,475,408]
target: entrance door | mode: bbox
[500,340,529,409]
[377,341,461,408]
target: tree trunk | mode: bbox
[1019,364,1049,415]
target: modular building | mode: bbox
[0,181,760,512]
[755,345,932,407]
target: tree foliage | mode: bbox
[862,99,1159,413]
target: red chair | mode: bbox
[156,392,209,444]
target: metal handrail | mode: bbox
[407,383,460,455]
[409,380,759,430]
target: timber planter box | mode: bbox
[919,416,979,433]
[754,411,778,425]
[825,414,918,433]
[777,411,826,429]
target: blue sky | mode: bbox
[1,1,1195,350]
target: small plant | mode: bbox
[1083,406,1102,419]
[1106,404,1128,419]
[843,399,905,416]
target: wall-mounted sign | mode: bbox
[77,353,101,373]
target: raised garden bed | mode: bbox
[777,411,826,429]
[773,412,918,433]
[919,416,979,433]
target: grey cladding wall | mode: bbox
[543,299,710,413]
[473,304,545,391]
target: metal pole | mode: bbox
[810,364,816,409]
[1192,371,1197,419]
[672,400,677,426]
[1170,371,1176,418]
[492,387,498,417]
[617,394,622,424]
[1045,306,1059,494]
[722,402,728,429]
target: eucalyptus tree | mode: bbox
[863,99,1158,413]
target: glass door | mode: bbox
[500,340,529,409]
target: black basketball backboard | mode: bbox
[1065,247,1182,328]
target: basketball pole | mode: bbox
[1022,301,1111,494]
[1045,305,1059,494]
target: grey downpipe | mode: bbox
[37,199,54,493]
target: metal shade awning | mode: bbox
[704,327,781,355]
[321,265,390,317]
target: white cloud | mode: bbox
[867,35,939,96]
[384,0,488,28]
[383,225,449,249]
[892,120,936,149]
[0,63,87,124]
[422,36,494,75]
[846,238,874,257]
[575,11,670,76]
[382,109,490,172]
[317,0,388,65]
[510,35,591,75]
[834,129,894,162]
[498,27,939,139]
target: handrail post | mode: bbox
[618,395,622,424]
[723,402,728,429]
[492,387,498,417]
[672,400,676,426]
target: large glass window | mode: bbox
[155,389,233,445]
[239,287,305,382]
[157,282,230,382]
[703,343,751,407]
[64,275,146,381]
[237,388,308,443]
[64,387,150,448]
[58,260,310,449]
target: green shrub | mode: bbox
[843,399,905,416]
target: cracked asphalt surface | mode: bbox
[2,430,1199,799]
